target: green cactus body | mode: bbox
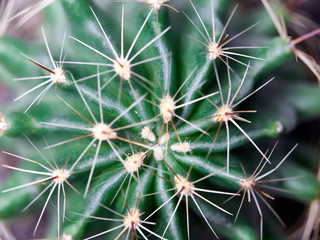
[0,0,320,240]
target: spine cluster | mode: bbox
[1,1,320,240]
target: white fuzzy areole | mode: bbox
[159,133,169,145]
[0,113,7,136]
[93,123,117,141]
[141,126,156,142]
[61,235,73,240]
[275,121,283,133]
[153,133,169,161]
[124,152,145,173]
[175,175,194,196]
[123,210,141,230]
[214,104,234,122]
[51,67,66,84]
[160,95,175,123]
[148,0,165,10]
[114,57,131,80]
[53,169,71,184]
[170,142,192,153]
[208,42,222,61]
[242,178,254,190]
[153,146,164,161]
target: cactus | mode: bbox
[0,0,320,239]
